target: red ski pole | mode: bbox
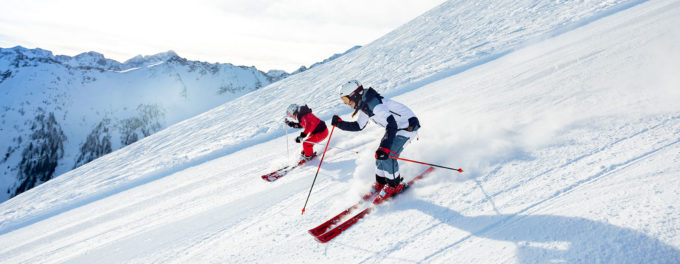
[390,156,463,173]
[301,125,335,215]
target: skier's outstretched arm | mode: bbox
[285,119,303,129]
[332,113,368,131]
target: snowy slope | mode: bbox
[1,0,680,263]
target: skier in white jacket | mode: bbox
[331,80,421,204]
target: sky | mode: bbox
[0,0,446,72]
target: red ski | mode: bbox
[311,166,435,243]
[308,204,360,236]
[261,154,316,182]
[307,181,385,236]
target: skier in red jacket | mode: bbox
[285,104,329,161]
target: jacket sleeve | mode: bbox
[285,119,303,129]
[379,115,398,149]
[367,104,398,149]
[336,112,369,131]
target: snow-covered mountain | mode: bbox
[0,0,679,263]
[0,46,293,201]
[0,45,360,202]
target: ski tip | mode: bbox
[301,208,306,215]
[458,168,463,173]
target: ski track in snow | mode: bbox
[1,0,680,263]
[416,116,680,263]
[478,114,680,211]
[337,113,680,263]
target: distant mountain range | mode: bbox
[0,45,359,201]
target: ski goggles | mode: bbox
[340,86,363,105]
[341,95,351,104]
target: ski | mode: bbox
[261,154,316,182]
[314,207,372,243]
[307,181,385,236]
[312,166,435,243]
[308,204,360,236]
[261,163,300,182]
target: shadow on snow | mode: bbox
[404,199,680,263]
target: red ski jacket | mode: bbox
[298,105,326,135]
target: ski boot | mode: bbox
[298,152,317,164]
[362,181,385,201]
[372,183,405,204]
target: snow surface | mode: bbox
[1,0,680,263]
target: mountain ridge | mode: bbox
[0,44,359,201]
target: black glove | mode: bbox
[285,120,302,128]
[407,117,420,132]
[295,132,307,143]
[331,115,342,126]
[375,147,390,160]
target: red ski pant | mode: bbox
[302,128,329,156]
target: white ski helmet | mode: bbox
[286,103,299,117]
[338,80,364,104]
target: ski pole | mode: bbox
[301,125,335,215]
[302,140,359,155]
[389,156,463,173]
[284,121,290,158]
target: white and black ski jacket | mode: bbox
[336,88,420,149]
